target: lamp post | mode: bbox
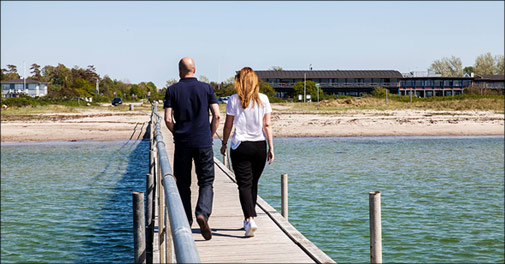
[303,73,306,103]
[95,77,100,95]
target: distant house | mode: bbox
[1,79,48,98]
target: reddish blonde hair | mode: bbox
[235,67,261,109]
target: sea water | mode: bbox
[1,140,149,263]
[214,136,504,263]
[1,137,503,263]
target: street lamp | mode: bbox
[95,77,100,95]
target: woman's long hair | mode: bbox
[235,67,261,109]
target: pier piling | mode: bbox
[133,191,146,264]
[145,174,154,263]
[281,173,288,219]
[369,191,382,264]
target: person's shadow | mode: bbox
[192,228,247,239]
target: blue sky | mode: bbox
[1,1,504,88]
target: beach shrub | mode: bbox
[372,86,387,97]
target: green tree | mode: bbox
[29,63,42,80]
[1,65,21,80]
[293,80,321,101]
[463,66,474,75]
[259,81,276,96]
[165,79,178,88]
[429,56,463,77]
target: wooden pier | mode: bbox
[150,121,335,263]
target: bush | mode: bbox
[372,86,387,97]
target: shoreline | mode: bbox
[2,135,504,146]
[1,109,503,143]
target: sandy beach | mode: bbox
[1,107,503,143]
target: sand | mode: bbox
[1,108,503,143]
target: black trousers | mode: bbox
[173,146,215,226]
[230,141,267,219]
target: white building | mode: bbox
[1,79,48,98]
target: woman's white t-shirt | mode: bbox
[226,93,272,150]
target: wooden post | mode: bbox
[145,173,154,264]
[369,191,382,264]
[409,89,412,103]
[133,192,146,264]
[130,103,134,111]
[281,174,288,219]
[385,89,388,105]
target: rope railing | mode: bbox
[149,101,200,263]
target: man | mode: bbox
[164,57,220,240]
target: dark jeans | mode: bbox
[230,141,267,219]
[173,146,215,226]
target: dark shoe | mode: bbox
[196,215,212,240]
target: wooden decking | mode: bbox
[159,124,335,263]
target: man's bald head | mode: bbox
[179,57,196,78]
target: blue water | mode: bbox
[1,140,149,263]
[2,136,503,263]
[214,136,505,263]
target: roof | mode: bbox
[474,74,505,81]
[254,70,403,79]
[1,79,48,84]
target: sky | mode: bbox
[1,1,504,88]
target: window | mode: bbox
[28,84,37,90]
[2,84,10,90]
[453,80,462,86]
[415,80,424,86]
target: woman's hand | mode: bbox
[220,144,227,156]
[267,148,274,164]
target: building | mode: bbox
[255,70,403,98]
[472,74,505,90]
[399,76,472,97]
[1,79,48,98]
[256,69,504,98]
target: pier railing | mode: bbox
[146,101,200,263]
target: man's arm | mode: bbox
[209,103,221,137]
[164,107,174,134]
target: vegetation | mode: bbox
[1,63,165,104]
[429,52,504,76]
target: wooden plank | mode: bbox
[157,123,334,263]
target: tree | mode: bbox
[270,66,283,71]
[165,79,178,88]
[1,67,20,80]
[474,52,496,75]
[495,55,504,74]
[29,63,42,80]
[463,66,474,75]
[429,56,463,77]
[293,80,321,101]
[198,75,209,83]
[259,81,276,96]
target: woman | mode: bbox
[220,67,274,237]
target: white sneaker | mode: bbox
[244,219,257,237]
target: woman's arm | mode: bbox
[263,112,274,164]
[220,114,235,155]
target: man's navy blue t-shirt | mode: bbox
[163,77,218,148]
